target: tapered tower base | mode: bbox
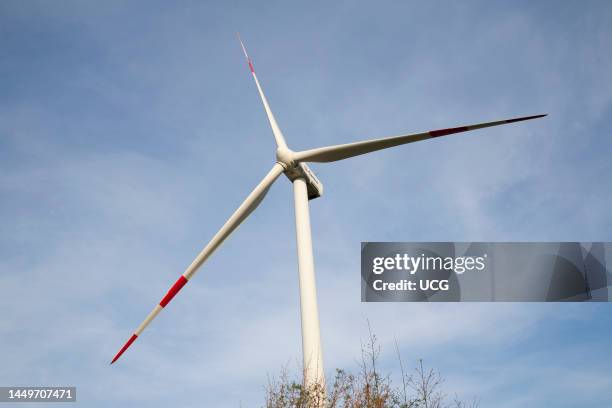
[292,177,326,397]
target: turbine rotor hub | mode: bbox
[275,147,295,168]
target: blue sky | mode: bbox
[1,1,612,406]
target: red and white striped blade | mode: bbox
[292,114,547,163]
[110,163,285,364]
[111,275,188,364]
[236,33,288,149]
[427,114,547,137]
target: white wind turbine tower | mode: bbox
[111,36,546,392]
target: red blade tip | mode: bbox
[110,334,138,364]
[505,113,547,123]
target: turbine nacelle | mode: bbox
[283,161,324,200]
[276,147,324,200]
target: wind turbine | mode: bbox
[111,36,546,391]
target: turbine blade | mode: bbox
[293,114,547,163]
[111,163,285,364]
[237,33,288,149]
